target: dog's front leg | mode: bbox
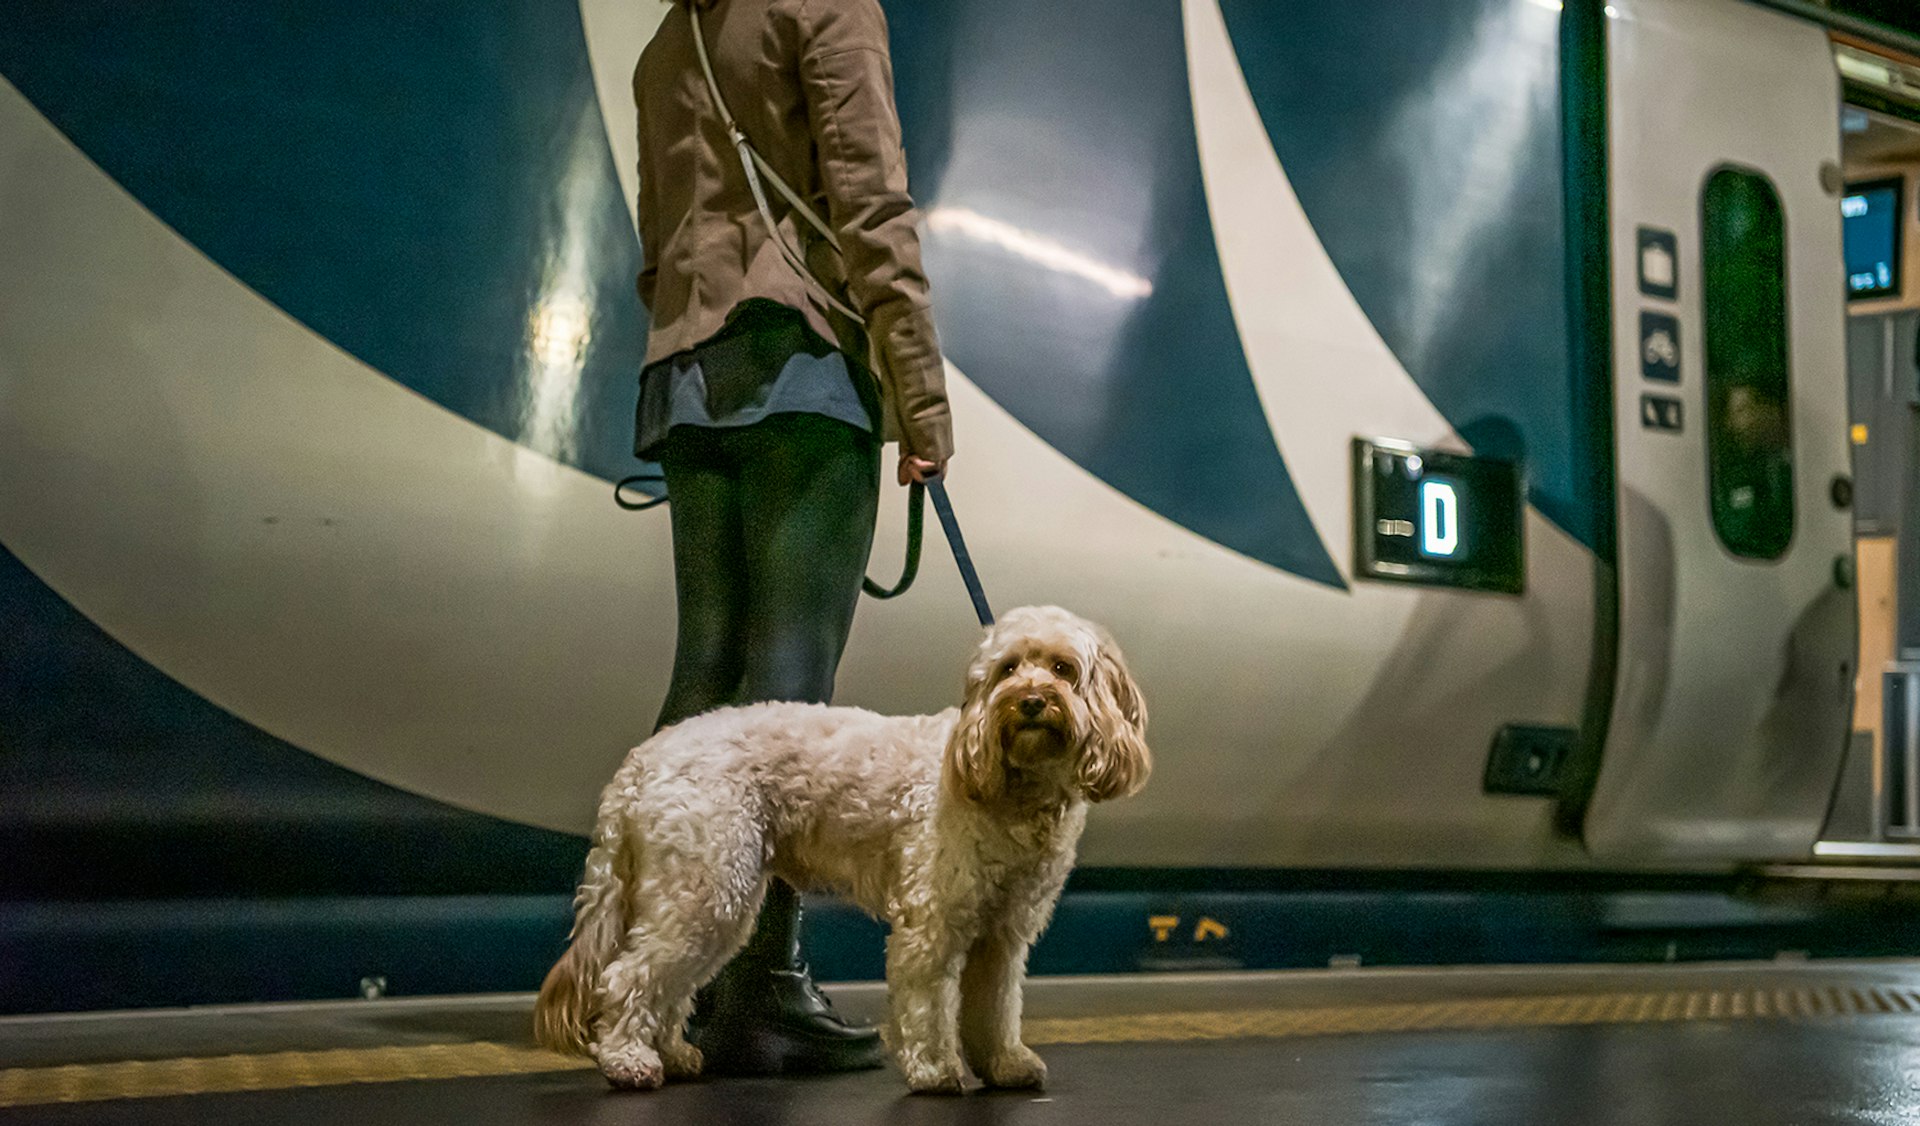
[959,928,1046,1089]
[886,922,968,1093]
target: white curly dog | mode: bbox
[534,605,1150,1093]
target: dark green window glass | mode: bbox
[1701,168,1794,560]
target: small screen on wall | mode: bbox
[1842,178,1902,301]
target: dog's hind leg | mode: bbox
[594,850,765,1089]
[959,928,1046,1090]
[593,922,670,1090]
[656,869,767,1079]
[656,996,703,1080]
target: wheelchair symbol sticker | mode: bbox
[1641,311,1680,383]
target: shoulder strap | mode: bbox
[688,4,866,327]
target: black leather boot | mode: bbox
[686,880,887,1075]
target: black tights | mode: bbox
[653,414,880,732]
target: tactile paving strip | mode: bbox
[0,1042,592,1109]
[1020,984,1920,1045]
[4,984,1918,1108]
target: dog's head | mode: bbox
[944,606,1150,808]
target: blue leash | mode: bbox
[620,472,994,626]
[925,479,993,627]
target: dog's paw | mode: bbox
[901,1053,968,1095]
[597,1042,665,1091]
[661,1039,704,1081]
[905,1068,967,1095]
[979,1045,1047,1090]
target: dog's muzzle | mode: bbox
[998,688,1072,763]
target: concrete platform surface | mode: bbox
[3,961,1919,1124]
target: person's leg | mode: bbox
[734,413,881,705]
[653,434,750,732]
[689,414,884,1075]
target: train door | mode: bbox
[1820,46,1920,854]
[1579,0,1858,861]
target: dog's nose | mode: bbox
[1019,694,1046,718]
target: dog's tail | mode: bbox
[533,822,631,1056]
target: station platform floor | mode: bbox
[3,960,1919,1124]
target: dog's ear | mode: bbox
[1078,635,1150,803]
[944,657,1005,804]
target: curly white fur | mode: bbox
[534,605,1150,1093]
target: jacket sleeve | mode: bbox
[796,0,953,461]
[634,70,660,315]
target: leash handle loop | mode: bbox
[861,481,924,599]
[617,472,991,624]
[614,473,669,511]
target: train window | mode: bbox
[1701,167,1794,560]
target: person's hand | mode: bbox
[898,453,947,486]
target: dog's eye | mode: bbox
[1054,661,1077,681]
[1000,660,1018,677]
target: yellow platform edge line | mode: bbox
[0,1043,594,1109]
[2,985,1913,1109]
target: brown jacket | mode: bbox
[633,0,953,461]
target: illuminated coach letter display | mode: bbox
[1419,478,1461,558]
[1351,439,1524,594]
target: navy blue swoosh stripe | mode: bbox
[886,0,1344,585]
[1221,0,1594,549]
[0,543,588,900]
[0,0,648,484]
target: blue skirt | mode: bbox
[635,300,880,461]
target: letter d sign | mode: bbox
[1420,479,1461,559]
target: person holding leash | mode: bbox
[628,0,953,1076]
